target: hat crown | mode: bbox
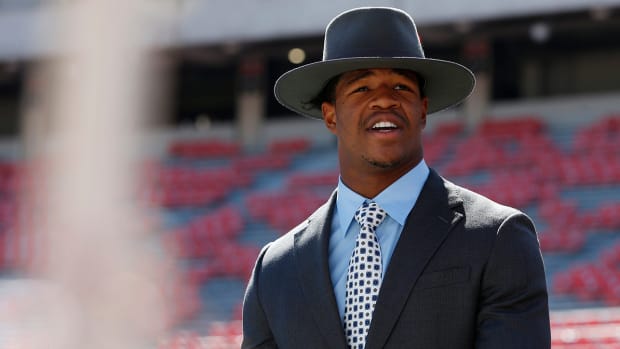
[323,7,425,61]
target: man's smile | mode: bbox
[370,121,398,131]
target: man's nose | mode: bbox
[369,85,399,109]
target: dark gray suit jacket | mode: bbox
[242,170,550,348]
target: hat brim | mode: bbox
[274,57,475,119]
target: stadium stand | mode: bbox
[168,139,241,159]
[1,116,619,347]
[142,115,620,346]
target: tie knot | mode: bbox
[354,201,387,230]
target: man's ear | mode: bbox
[322,102,337,134]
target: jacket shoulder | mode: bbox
[443,178,528,228]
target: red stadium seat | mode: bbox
[267,137,311,154]
[169,139,241,158]
[232,153,291,172]
[286,170,338,188]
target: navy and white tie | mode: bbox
[344,201,387,349]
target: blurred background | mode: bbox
[0,0,619,348]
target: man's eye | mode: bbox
[353,86,369,92]
[394,84,411,91]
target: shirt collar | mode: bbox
[336,159,430,236]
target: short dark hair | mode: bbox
[302,69,426,113]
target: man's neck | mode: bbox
[340,159,423,198]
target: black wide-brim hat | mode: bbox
[274,7,476,119]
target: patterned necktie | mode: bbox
[344,201,387,349]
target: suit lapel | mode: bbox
[294,191,348,349]
[366,170,464,349]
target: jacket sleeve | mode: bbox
[475,212,551,349]
[242,243,278,349]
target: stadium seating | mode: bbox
[553,241,620,306]
[244,189,327,233]
[551,307,620,348]
[155,114,620,347]
[285,169,338,188]
[267,137,311,155]
[142,164,253,207]
[168,139,241,158]
[422,121,465,164]
[1,115,620,348]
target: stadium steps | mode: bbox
[561,186,620,211]
[288,142,339,173]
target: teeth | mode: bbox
[372,121,397,129]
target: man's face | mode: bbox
[321,68,428,178]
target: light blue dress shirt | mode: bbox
[328,159,430,321]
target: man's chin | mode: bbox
[363,156,402,169]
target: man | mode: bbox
[242,7,550,349]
